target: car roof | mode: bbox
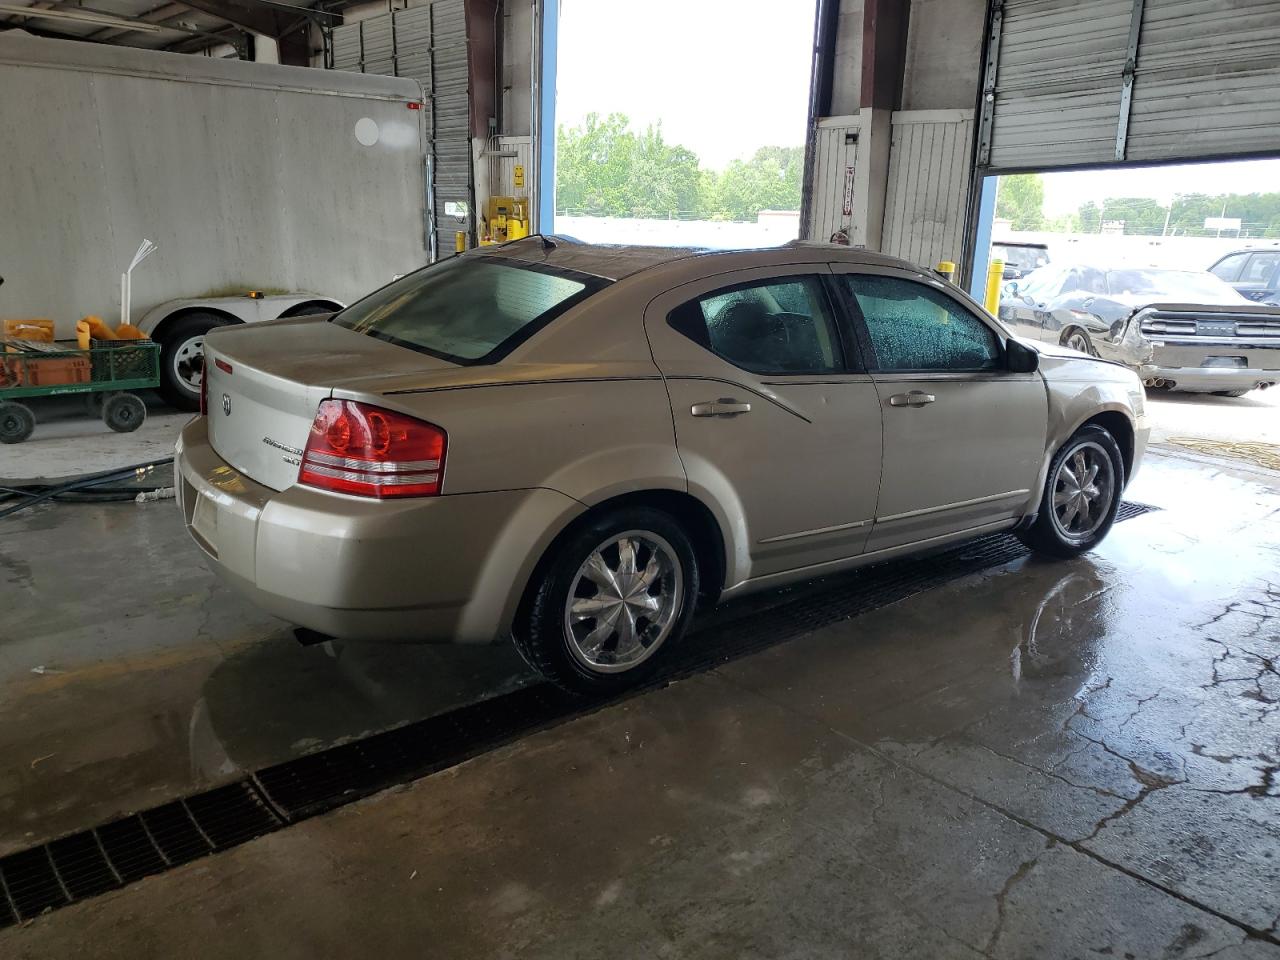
[480,236,921,281]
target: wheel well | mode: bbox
[150,307,241,344]
[1059,325,1086,344]
[515,489,727,626]
[277,299,343,318]
[1082,411,1135,481]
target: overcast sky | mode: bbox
[1040,159,1280,214]
[556,2,1280,203]
[556,0,817,170]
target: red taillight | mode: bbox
[298,399,446,499]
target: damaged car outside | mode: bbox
[999,263,1280,397]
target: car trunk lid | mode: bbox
[203,317,456,491]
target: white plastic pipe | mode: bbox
[120,239,158,327]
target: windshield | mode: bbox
[1105,269,1247,304]
[333,256,608,364]
[994,244,1050,273]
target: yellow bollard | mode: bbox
[455,231,467,253]
[936,260,957,283]
[984,259,1005,314]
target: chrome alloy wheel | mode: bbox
[1065,331,1092,355]
[173,335,206,391]
[1051,440,1115,543]
[563,531,684,673]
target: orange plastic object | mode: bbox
[76,319,92,350]
[5,355,91,387]
[82,316,117,341]
[3,319,54,345]
[114,323,149,341]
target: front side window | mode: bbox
[843,275,1001,373]
[1242,253,1280,284]
[1210,252,1249,281]
[669,276,844,375]
[333,256,607,364]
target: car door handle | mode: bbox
[691,398,752,418]
[887,391,936,408]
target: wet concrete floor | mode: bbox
[1,449,1278,957]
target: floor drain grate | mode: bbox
[0,502,1159,928]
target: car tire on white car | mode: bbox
[514,507,700,694]
[159,312,233,410]
[1017,424,1124,559]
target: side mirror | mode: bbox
[1006,338,1040,373]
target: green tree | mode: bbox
[709,146,805,221]
[996,174,1046,230]
[1077,200,1102,233]
[556,113,706,218]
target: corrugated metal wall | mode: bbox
[1125,0,1280,163]
[809,117,862,244]
[882,110,973,270]
[490,135,533,199]
[985,0,1132,170]
[330,0,472,257]
[983,0,1280,172]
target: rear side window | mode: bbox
[333,256,607,364]
[843,274,1001,373]
[668,276,844,375]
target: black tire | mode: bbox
[1212,389,1249,398]
[1017,424,1124,560]
[158,312,233,410]
[0,401,35,444]
[102,392,146,433]
[513,507,700,695]
[1060,327,1096,357]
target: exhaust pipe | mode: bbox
[294,627,336,647]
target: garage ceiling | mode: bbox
[977,0,1280,172]
[0,0,336,58]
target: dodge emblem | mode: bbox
[221,393,232,416]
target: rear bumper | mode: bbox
[1139,363,1279,393]
[1141,340,1280,393]
[175,417,584,644]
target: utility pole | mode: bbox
[1161,194,1178,237]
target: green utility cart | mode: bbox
[0,340,161,444]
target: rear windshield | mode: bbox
[1105,269,1245,304]
[332,255,608,364]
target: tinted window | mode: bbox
[844,275,1001,372]
[1242,253,1280,284]
[333,256,605,364]
[670,276,843,374]
[994,244,1050,273]
[1210,252,1249,281]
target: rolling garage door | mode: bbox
[330,0,474,258]
[978,0,1280,172]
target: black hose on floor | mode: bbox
[0,456,175,519]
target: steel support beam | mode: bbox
[1114,0,1146,161]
